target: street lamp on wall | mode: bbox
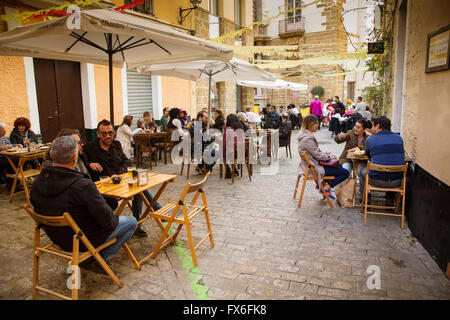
[178,0,202,24]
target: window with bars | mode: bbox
[124,0,154,15]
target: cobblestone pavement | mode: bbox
[0,128,449,300]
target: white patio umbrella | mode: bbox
[237,79,308,91]
[285,81,308,91]
[138,58,275,122]
[0,8,233,125]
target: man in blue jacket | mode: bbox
[358,116,405,206]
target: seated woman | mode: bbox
[237,112,249,131]
[141,111,157,131]
[212,109,225,132]
[166,108,181,131]
[10,117,40,169]
[0,122,18,188]
[179,109,190,127]
[297,115,349,199]
[10,117,38,146]
[334,119,373,175]
[115,115,142,159]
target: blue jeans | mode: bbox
[100,216,137,262]
[324,164,350,188]
[132,189,163,220]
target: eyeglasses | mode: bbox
[100,131,114,137]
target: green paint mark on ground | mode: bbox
[172,237,212,300]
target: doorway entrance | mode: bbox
[33,58,85,143]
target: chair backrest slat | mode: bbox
[186,172,210,194]
[24,205,70,227]
[300,152,312,166]
[19,151,47,165]
[367,162,408,173]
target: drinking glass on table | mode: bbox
[100,176,110,187]
[128,178,137,189]
[127,167,134,178]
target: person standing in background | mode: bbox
[333,96,345,116]
[310,96,323,130]
[159,107,170,131]
[355,96,369,117]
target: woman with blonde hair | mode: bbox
[297,115,349,199]
[116,115,142,159]
[344,98,355,114]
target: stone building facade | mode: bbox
[0,0,255,140]
[381,0,450,277]
[253,0,375,107]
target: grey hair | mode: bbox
[50,136,78,165]
[0,122,6,129]
[237,112,247,121]
[282,112,289,119]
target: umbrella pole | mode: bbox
[107,33,114,126]
[207,72,212,130]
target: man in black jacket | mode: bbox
[333,96,345,116]
[30,136,137,271]
[84,119,162,237]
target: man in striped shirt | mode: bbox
[358,116,405,206]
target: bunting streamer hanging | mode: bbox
[254,51,369,69]
[229,43,369,59]
[114,0,145,13]
[210,0,323,43]
[279,67,369,78]
[0,0,101,23]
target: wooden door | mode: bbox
[34,59,85,143]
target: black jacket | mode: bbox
[279,120,292,147]
[30,166,118,252]
[213,116,225,131]
[9,128,38,145]
[84,139,131,181]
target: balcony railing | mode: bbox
[278,16,305,36]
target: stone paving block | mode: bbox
[317,287,349,299]
[232,264,258,274]
[288,282,319,295]
[245,284,275,298]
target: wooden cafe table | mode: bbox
[1,145,50,203]
[96,172,177,270]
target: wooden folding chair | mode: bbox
[280,130,292,159]
[134,134,157,169]
[24,204,124,300]
[6,151,47,203]
[293,152,335,209]
[232,139,253,183]
[148,172,214,267]
[360,161,408,229]
[155,130,176,165]
[180,138,204,179]
[256,130,272,164]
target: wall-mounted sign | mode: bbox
[426,24,450,73]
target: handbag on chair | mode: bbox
[319,158,339,168]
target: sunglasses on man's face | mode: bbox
[100,131,114,137]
